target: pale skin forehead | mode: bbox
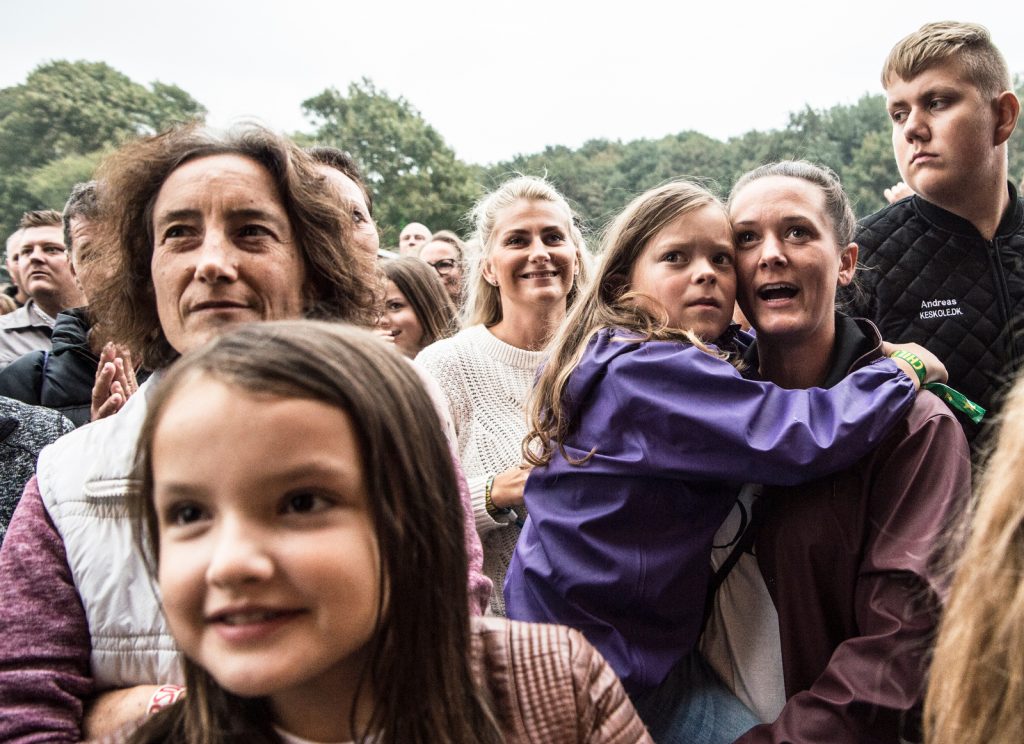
[730,176,829,223]
[884,58,982,105]
[419,241,457,260]
[152,154,291,233]
[18,225,65,249]
[401,223,430,239]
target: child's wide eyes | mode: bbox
[165,502,207,526]
[281,491,333,515]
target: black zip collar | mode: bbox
[914,181,1023,239]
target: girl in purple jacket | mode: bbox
[504,180,943,744]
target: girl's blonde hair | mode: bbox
[463,174,588,327]
[525,180,727,467]
[924,375,1024,744]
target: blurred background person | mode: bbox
[4,230,28,307]
[0,182,145,426]
[419,229,467,307]
[399,221,431,256]
[379,256,458,358]
[306,145,381,259]
[0,211,85,368]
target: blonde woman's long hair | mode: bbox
[463,174,588,328]
[925,375,1024,744]
[524,180,727,467]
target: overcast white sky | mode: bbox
[2,1,1022,165]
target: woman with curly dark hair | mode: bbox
[0,123,487,743]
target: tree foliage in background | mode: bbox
[496,84,1024,240]
[0,60,205,241]
[302,78,481,247]
[1,62,1022,261]
[493,93,905,236]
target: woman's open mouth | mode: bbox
[757,283,798,301]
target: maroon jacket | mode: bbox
[735,317,971,744]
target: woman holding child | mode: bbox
[505,175,947,743]
[703,161,971,743]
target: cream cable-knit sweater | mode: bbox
[416,324,545,615]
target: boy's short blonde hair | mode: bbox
[882,21,1010,99]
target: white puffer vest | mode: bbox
[36,373,183,690]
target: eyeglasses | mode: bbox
[426,258,459,274]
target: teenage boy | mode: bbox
[852,21,1022,451]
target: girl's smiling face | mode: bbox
[376,280,424,358]
[152,374,381,741]
[627,204,736,341]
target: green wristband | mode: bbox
[923,382,987,424]
[889,350,926,385]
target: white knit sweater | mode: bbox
[416,324,545,615]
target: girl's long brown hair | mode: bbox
[129,320,503,744]
[382,256,459,352]
[525,180,727,467]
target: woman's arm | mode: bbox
[0,477,92,743]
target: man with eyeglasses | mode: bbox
[419,232,466,305]
[0,210,85,369]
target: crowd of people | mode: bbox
[0,19,1021,744]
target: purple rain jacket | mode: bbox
[504,328,916,695]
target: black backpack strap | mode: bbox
[702,496,764,631]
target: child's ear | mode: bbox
[993,90,1021,147]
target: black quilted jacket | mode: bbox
[849,181,1024,449]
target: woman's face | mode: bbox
[376,279,424,358]
[317,165,380,258]
[150,154,307,356]
[419,240,463,303]
[628,204,736,341]
[153,376,380,741]
[482,199,578,318]
[729,176,856,349]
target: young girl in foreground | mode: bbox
[504,181,943,743]
[128,321,650,744]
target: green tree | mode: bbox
[0,60,205,239]
[302,79,480,247]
